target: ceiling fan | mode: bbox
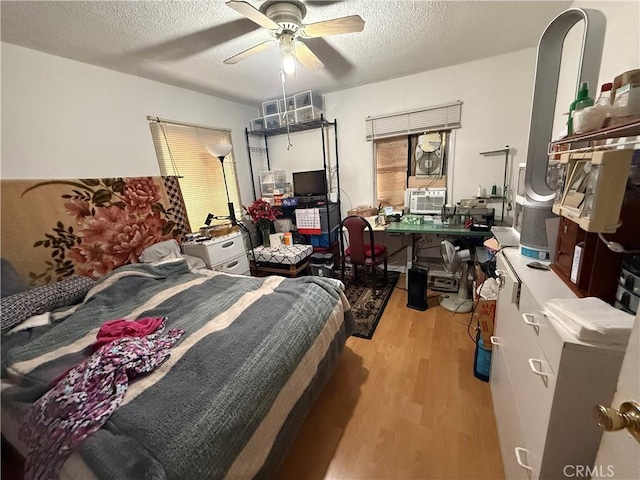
[224,0,365,74]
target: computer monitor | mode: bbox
[293,170,327,197]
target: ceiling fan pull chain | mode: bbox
[278,70,293,150]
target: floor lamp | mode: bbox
[206,143,236,222]
[205,143,254,252]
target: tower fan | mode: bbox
[440,240,473,313]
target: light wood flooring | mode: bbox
[277,285,505,480]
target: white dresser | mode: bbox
[182,231,250,276]
[491,249,625,479]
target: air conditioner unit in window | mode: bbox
[408,188,447,215]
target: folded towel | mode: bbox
[544,297,634,344]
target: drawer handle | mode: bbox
[226,260,239,268]
[522,313,540,329]
[221,241,234,248]
[514,447,533,471]
[490,336,501,346]
[528,358,550,387]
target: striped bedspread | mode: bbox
[1,259,355,479]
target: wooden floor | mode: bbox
[277,285,505,480]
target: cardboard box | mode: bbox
[473,298,496,350]
[347,206,377,217]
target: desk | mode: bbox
[384,222,494,289]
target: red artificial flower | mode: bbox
[244,200,280,228]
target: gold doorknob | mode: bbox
[593,402,640,442]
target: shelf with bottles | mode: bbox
[548,118,640,154]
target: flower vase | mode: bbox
[260,225,271,248]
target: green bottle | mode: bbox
[567,82,594,136]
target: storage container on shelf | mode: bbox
[295,106,324,123]
[281,111,296,126]
[259,170,287,199]
[264,114,281,129]
[261,99,280,116]
[294,90,325,110]
[279,96,296,113]
[250,117,266,132]
[308,225,340,248]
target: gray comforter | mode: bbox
[1,260,354,479]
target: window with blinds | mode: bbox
[376,137,409,209]
[149,120,241,231]
[376,131,449,209]
[366,101,462,141]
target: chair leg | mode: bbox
[370,264,376,296]
[341,257,345,283]
[384,258,388,283]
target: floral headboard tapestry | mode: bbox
[1,177,190,286]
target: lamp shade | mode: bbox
[206,143,233,159]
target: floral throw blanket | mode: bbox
[0,177,189,286]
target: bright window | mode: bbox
[375,131,449,209]
[149,120,241,230]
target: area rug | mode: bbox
[343,269,399,339]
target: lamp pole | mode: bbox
[218,155,236,223]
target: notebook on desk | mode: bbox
[490,226,521,247]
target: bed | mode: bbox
[1,259,355,479]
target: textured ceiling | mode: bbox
[1,0,572,106]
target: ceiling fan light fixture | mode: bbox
[279,33,297,76]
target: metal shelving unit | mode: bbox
[478,146,510,221]
[244,115,341,246]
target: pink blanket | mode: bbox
[92,317,165,351]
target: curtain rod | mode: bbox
[147,115,231,133]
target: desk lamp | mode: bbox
[206,143,235,222]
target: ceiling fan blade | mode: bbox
[226,1,280,31]
[303,37,354,79]
[293,41,324,73]
[132,19,259,62]
[305,1,342,6]
[300,15,365,38]
[224,40,277,64]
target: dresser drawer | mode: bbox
[501,307,558,466]
[183,232,245,268]
[216,253,250,275]
[518,285,564,372]
[491,343,538,479]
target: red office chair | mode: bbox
[340,215,388,296]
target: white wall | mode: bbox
[1,43,260,206]
[264,48,537,216]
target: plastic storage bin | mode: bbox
[282,111,296,126]
[294,90,324,110]
[296,106,324,123]
[264,114,281,129]
[279,96,296,112]
[259,170,287,199]
[262,100,280,116]
[250,117,266,132]
[308,225,339,248]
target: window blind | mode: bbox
[375,137,409,209]
[366,101,462,141]
[149,120,241,230]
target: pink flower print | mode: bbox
[104,212,167,265]
[68,243,117,278]
[82,206,129,244]
[123,178,160,214]
[64,199,91,224]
